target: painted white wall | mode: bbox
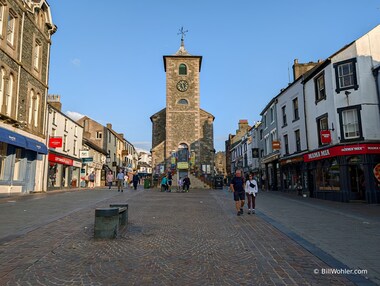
[277,80,308,156]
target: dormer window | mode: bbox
[179,64,187,75]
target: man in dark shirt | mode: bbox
[230,170,245,216]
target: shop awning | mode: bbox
[25,137,48,154]
[0,127,48,154]
[0,127,27,148]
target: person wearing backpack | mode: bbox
[245,173,258,214]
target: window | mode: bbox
[51,128,56,137]
[28,90,35,125]
[260,129,263,140]
[334,58,358,93]
[263,114,267,128]
[7,12,15,45]
[5,74,14,116]
[96,131,102,139]
[64,119,68,132]
[74,126,78,137]
[33,40,41,70]
[52,111,56,125]
[338,105,363,141]
[283,135,289,155]
[270,107,274,123]
[292,98,299,121]
[282,106,287,127]
[295,129,301,152]
[316,159,340,191]
[315,72,326,101]
[13,148,22,181]
[73,140,77,155]
[0,142,7,180]
[178,99,188,105]
[317,114,328,146]
[0,4,4,37]
[179,64,187,75]
[63,135,67,151]
[33,94,39,127]
[0,67,5,110]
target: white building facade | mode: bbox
[46,102,83,190]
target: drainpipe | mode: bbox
[372,67,380,117]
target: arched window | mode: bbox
[34,93,40,127]
[178,99,188,105]
[28,89,35,124]
[6,74,14,116]
[179,64,187,75]
[0,68,5,109]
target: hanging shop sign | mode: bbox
[49,137,63,148]
[272,141,281,150]
[79,150,90,158]
[320,130,332,144]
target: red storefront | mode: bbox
[48,153,82,190]
[303,143,380,203]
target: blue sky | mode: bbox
[47,0,380,152]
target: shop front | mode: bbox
[304,143,380,203]
[0,127,48,194]
[279,155,304,194]
[261,153,280,191]
[48,153,82,190]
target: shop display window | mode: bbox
[0,143,7,180]
[316,159,340,191]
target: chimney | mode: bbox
[106,123,112,130]
[238,119,248,130]
[47,94,62,111]
[292,59,319,81]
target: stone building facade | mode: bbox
[151,39,214,178]
[0,0,56,194]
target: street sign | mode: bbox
[79,150,90,158]
[82,157,93,163]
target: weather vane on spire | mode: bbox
[177,26,188,41]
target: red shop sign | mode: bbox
[48,153,73,166]
[49,137,63,148]
[304,143,380,162]
[320,130,331,144]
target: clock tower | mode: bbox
[151,31,215,181]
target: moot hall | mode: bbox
[150,30,215,181]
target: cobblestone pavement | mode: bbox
[0,188,372,285]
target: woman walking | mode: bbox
[245,173,258,214]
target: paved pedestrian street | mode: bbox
[0,188,376,285]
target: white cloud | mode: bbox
[133,141,151,153]
[66,111,85,121]
[71,58,81,67]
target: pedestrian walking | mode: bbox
[106,171,113,189]
[182,175,191,192]
[245,173,258,214]
[124,173,129,188]
[88,171,95,189]
[160,175,168,192]
[230,170,245,216]
[117,170,124,192]
[177,177,183,192]
[132,172,140,190]
[167,172,173,192]
[84,173,89,187]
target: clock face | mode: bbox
[176,80,189,92]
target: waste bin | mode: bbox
[144,179,151,189]
[214,176,224,189]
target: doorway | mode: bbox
[348,156,365,201]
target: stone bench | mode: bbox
[94,204,128,238]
